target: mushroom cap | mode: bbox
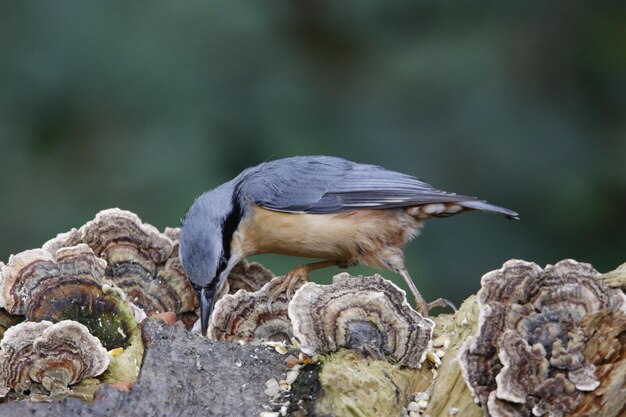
[288,273,434,368]
[29,279,135,350]
[84,210,196,315]
[209,273,292,344]
[459,259,626,417]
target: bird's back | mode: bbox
[235,156,518,219]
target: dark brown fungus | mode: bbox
[208,274,294,343]
[459,259,626,417]
[0,320,109,399]
[288,273,434,368]
[28,280,135,350]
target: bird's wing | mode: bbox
[237,156,518,218]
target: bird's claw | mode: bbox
[427,297,457,313]
[265,268,309,315]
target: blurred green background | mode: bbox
[1,1,624,307]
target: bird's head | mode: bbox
[179,181,242,336]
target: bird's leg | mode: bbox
[278,260,340,298]
[399,269,429,316]
[267,260,341,313]
[398,269,457,316]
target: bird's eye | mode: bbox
[216,255,228,275]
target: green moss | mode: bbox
[102,325,144,385]
[315,350,422,417]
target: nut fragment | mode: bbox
[459,259,626,417]
[288,273,434,368]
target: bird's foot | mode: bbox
[266,266,310,314]
[278,265,311,299]
[427,297,457,313]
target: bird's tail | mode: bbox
[459,200,519,220]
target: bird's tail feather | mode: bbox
[459,200,519,220]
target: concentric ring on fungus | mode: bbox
[288,273,434,368]
[209,273,296,344]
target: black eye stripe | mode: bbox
[220,188,242,267]
[216,256,228,276]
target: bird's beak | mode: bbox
[199,286,216,337]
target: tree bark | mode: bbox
[0,320,287,417]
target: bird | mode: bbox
[179,155,518,336]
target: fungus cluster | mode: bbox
[0,320,109,399]
[14,207,607,412]
[459,259,626,417]
[0,243,136,350]
[0,208,198,402]
[208,267,435,368]
[43,209,197,316]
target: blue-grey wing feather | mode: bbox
[237,156,517,218]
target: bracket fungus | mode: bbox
[0,320,109,399]
[0,243,136,350]
[209,274,294,343]
[78,209,197,315]
[41,209,198,317]
[459,259,626,417]
[220,260,275,296]
[0,244,106,316]
[288,273,434,368]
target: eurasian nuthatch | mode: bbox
[179,156,518,335]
